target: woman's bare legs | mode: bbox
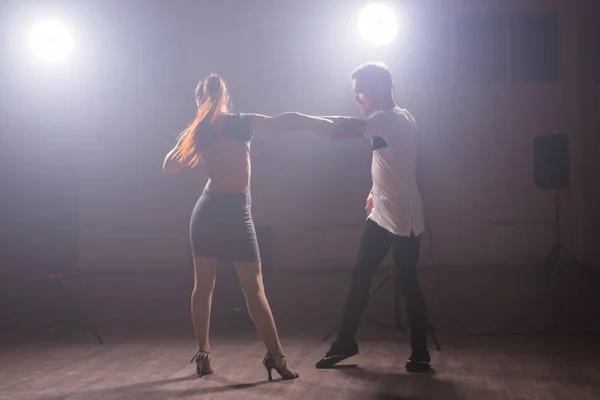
[191,256,218,353]
[234,261,293,373]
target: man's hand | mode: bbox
[365,190,374,216]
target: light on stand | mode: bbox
[358,3,398,46]
[29,20,73,63]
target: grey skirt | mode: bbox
[190,188,260,263]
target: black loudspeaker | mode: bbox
[534,134,569,190]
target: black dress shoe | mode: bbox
[405,350,431,372]
[315,341,359,369]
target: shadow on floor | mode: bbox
[339,367,464,400]
[25,373,272,400]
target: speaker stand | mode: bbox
[544,189,595,283]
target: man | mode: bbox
[314,62,431,372]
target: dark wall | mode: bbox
[580,1,600,270]
[1,0,598,271]
[1,0,599,336]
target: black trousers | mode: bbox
[336,218,430,354]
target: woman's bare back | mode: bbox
[201,113,252,193]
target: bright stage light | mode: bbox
[29,20,73,62]
[358,3,398,46]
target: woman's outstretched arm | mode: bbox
[247,112,362,139]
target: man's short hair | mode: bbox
[350,62,393,89]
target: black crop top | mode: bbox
[219,113,253,151]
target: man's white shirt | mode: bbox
[363,107,425,237]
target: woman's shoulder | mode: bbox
[222,112,246,118]
[212,112,246,127]
[218,112,253,142]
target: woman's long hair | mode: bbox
[173,74,230,167]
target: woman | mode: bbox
[163,74,340,381]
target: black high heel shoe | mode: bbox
[262,354,299,381]
[190,350,213,377]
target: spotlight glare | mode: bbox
[359,3,398,46]
[29,20,73,62]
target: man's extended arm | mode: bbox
[317,116,367,139]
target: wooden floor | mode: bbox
[1,324,600,400]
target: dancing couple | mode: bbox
[162,62,431,381]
